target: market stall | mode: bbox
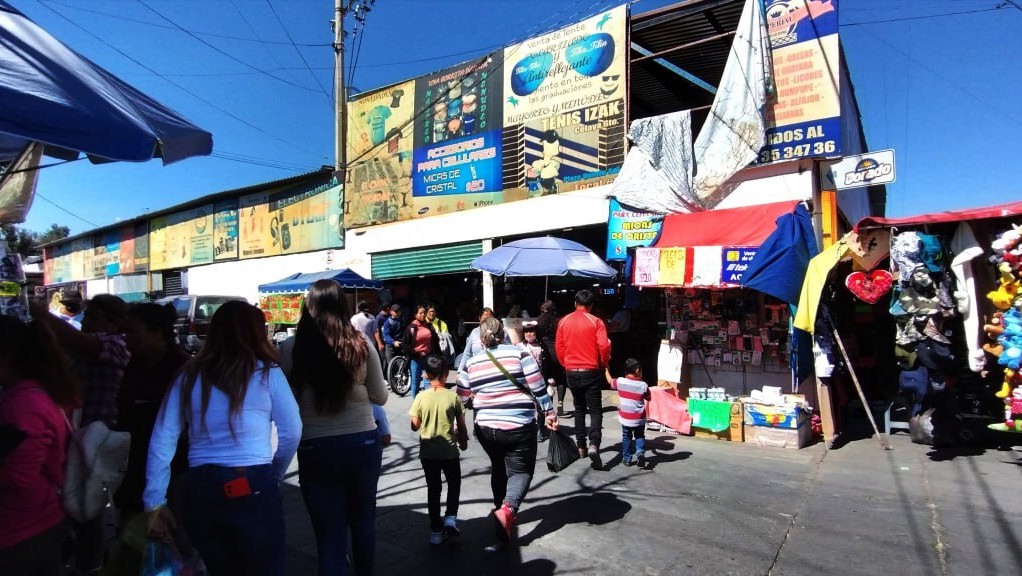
[794,200,1022,446]
[257,268,381,326]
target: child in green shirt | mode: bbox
[409,354,468,545]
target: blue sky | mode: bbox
[13,0,1022,235]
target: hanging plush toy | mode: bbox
[984,224,1022,399]
[1004,384,1022,430]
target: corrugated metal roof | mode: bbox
[629,0,745,124]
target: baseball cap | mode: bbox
[59,289,83,304]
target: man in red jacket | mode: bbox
[555,289,611,469]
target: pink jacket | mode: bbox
[0,380,68,549]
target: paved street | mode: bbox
[281,392,1022,575]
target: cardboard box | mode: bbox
[693,428,730,441]
[743,402,809,429]
[743,423,811,449]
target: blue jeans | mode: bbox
[475,424,537,511]
[297,429,382,576]
[621,425,646,463]
[409,356,425,400]
[182,464,286,576]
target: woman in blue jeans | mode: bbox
[286,280,389,576]
[145,301,302,576]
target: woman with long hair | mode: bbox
[0,315,78,576]
[287,279,388,576]
[405,305,440,399]
[536,300,567,416]
[144,301,301,576]
[457,317,557,545]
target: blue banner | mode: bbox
[721,247,758,284]
[412,130,502,197]
[606,198,662,261]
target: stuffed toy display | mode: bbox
[983,224,1022,402]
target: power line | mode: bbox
[211,151,318,172]
[841,5,1006,26]
[264,0,334,107]
[37,0,331,46]
[134,0,323,94]
[227,0,305,87]
[33,192,100,227]
[31,0,332,162]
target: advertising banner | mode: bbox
[149,206,214,271]
[345,79,416,228]
[213,199,239,261]
[70,237,93,281]
[502,5,627,195]
[239,192,272,260]
[606,198,662,260]
[721,247,758,284]
[98,230,121,277]
[759,0,841,163]
[132,221,149,273]
[268,182,345,255]
[43,243,72,285]
[822,148,896,191]
[412,130,503,198]
[118,226,135,274]
[414,56,503,148]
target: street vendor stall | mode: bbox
[794,200,1022,447]
[257,268,381,326]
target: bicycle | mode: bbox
[386,351,411,396]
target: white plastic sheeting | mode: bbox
[611,0,771,212]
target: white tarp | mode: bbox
[0,142,42,223]
[611,0,771,212]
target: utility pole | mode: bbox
[333,0,346,174]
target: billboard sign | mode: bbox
[606,198,662,261]
[822,149,896,191]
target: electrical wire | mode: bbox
[134,0,323,94]
[841,4,1007,26]
[228,0,305,87]
[36,0,331,46]
[31,0,332,162]
[33,192,100,227]
[264,0,334,107]
[210,151,318,172]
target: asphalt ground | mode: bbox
[280,391,1022,576]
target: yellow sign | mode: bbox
[149,206,214,271]
[658,247,689,286]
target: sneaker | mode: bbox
[429,530,448,545]
[623,457,634,466]
[588,445,602,470]
[444,515,460,537]
[492,503,516,542]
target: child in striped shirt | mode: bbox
[608,358,651,468]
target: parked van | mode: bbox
[157,295,247,354]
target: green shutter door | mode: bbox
[371,241,483,280]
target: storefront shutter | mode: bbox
[371,242,483,280]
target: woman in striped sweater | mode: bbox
[457,317,557,543]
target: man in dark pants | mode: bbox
[555,290,611,469]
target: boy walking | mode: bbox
[608,358,651,468]
[410,354,469,544]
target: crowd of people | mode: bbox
[0,283,652,575]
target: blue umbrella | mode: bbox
[0,0,213,165]
[470,237,617,279]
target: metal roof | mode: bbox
[629,0,744,126]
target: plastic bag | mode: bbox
[909,408,935,446]
[546,429,580,473]
[140,541,207,576]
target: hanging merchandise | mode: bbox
[844,269,892,304]
[981,224,1022,402]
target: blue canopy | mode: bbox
[470,236,617,279]
[0,1,213,165]
[739,203,818,304]
[258,269,381,294]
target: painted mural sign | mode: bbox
[759,0,841,163]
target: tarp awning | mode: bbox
[654,200,800,249]
[855,200,1022,230]
[258,269,381,294]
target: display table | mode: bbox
[648,387,692,435]
[687,398,733,433]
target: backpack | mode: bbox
[61,413,131,523]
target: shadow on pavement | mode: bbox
[515,492,632,546]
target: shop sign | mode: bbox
[412,130,502,198]
[259,293,303,325]
[721,247,758,284]
[633,247,661,287]
[149,205,214,271]
[822,149,896,191]
[606,198,662,260]
[758,0,841,163]
[659,247,689,286]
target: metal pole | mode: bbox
[334,0,346,173]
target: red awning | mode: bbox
[856,200,1022,230]
[653,200,800,248]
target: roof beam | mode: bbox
[630,42,717,95]
[630,30,735,64]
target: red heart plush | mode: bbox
[845,270,893,304]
